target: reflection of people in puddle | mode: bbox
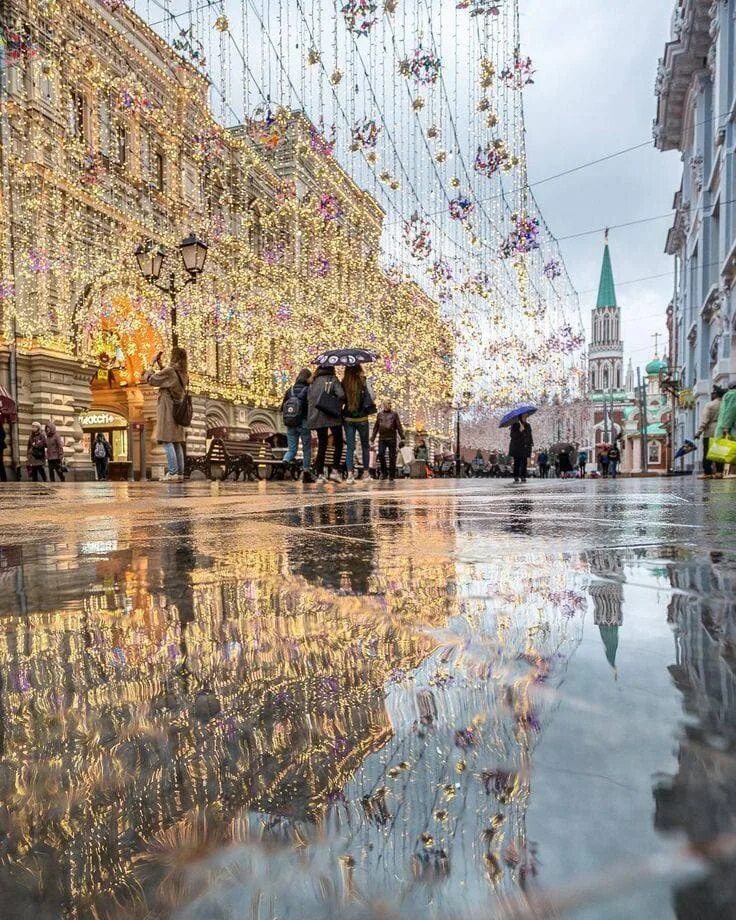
[288,499,376,594]
[505,499,533,536]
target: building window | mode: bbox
[68,89,85,139]
[99,95,111,159]
[602,366,610,390]
[155,149,165,192]
[116,123,127,167]
[648,441,661,465]
[615,364,622,389]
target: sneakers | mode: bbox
[329,470,343,483]
[347,471,356,483]
[162,472,179,482]
[316,474,327,483]
[302,470,315,483]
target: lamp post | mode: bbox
[452,391,471,478]
[135,233,208,347]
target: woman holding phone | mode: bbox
[143,346,190,481]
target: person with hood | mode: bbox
[577,448,588,478]
[308,365,345,483]
[26,421,48,482]
[0,422,6,482]
[371,399,405,481]
[343,364,375,482]
[537,449,549,479]
[508,414,533,483]
[45,422,65,482]
[696,385,726,477]
[91,431,112,480]
[143,346,190,482]
[281,368,313,482]
[607,442,621,479]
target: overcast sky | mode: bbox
[521,0,682,369]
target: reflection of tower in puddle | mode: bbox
[323,553,587,914]
[587,549,625,673]
[653,557,736,917]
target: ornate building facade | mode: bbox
[655,0,736,464]
[0,0,452,479]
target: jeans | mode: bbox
[377,440,397,478]
[48,459,65,482]
[578,462,586,478]
[609,461,618,479]
[513,457,527,481]
[345,420,370,472]
[95,458,109,481]
[703,437,724,475]
[284,425,311,471]
[30,465,47,482]
[163,442,185,475]
[315,426,343,475]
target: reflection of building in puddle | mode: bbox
[586,548,626,673]
[0,532,456,915]
[653,555,736,917]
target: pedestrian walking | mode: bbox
[371,400,404,481]
[343,364,375,482]
[45,422,66,482]
[607,443,621,479]
[508,414,533,483]
[696,385,725,478]
[400,441,415,476]
[27,421,48,482]
[714,381,736,441]
[577,449,588,478]
[308,365,345,483]
[281,368,314,482]
[537,449,549,479]
[143,346,191,482]
[91,432,112,480]
[598,446,610,478]
[0,422,7,482]
[558,448,573,479]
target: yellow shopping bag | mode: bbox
[706,437,736,464]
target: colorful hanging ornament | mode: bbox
[2,28,39,63]
[501,55,535,88]
[403,212,432,259]
[457,0,501,16]
[29,248,52,273]
[309,122,336,156]
[473,140,512,177]
[118,83,153,115]
[543,259,562,281]
[399,45,442,86]
[214,14,229,32]
[479,58,495,89]
[329,68,343,85]
[351,118,381,150]
[500,214,540,258]
[318,193,343,221]
[428,259,453,285]
[307,47,322,65]
[310,254,331,277]
[0,279,15,300]
[448,194,474,221]
[172,26,207,68]
[276,303,292,323]
[341,0,379,36]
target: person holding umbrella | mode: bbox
[500,405,536,484]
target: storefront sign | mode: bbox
[79,410,128,429]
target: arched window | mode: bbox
[602,365,610,390]
[615,363,622,389]
[590,366,597,389]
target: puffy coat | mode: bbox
[509,421,533,459]
[696,397,722,439]
[26,430,47,467]
[307,369,345,429]
[143,365,188,444]
[45,423,64,460]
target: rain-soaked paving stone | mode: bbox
[0,477,734,918]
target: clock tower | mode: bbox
[588,232,624,393]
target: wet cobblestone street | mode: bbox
[0,477,734,919]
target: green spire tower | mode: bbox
[588,231,624,393]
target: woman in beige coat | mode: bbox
[695,385,724,478]
[143,346,189,481]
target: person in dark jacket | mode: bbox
[0,422,6,482]
[607,443,621,479]
[91,431,112,481]
[537,449,549,479]
[27,421,48,482]
[371,400,405,481]
[308,365,345,482]
[45,422,65,482]
[343,365,375,482]
[508,415,533,483]
[281,368,313,481]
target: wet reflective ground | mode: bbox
[0,477,735,918]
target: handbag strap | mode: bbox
[174,369,189,395]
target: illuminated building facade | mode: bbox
[0,0,452,478]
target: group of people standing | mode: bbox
[282,364,406,483]
[695,381,736,478]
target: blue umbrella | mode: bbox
[499,404,537,428]
[674,439,697,460]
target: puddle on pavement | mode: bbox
[0,495,734,918]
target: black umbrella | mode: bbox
[314,348,378,367]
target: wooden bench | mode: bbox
[185,438,260,481]
[432,459,456,478]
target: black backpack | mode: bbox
[282,387,305,427]
[173,370,193,427]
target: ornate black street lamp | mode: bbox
[135,234,208,347]
[452,390,472,478]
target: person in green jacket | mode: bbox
[714,383,736,439]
